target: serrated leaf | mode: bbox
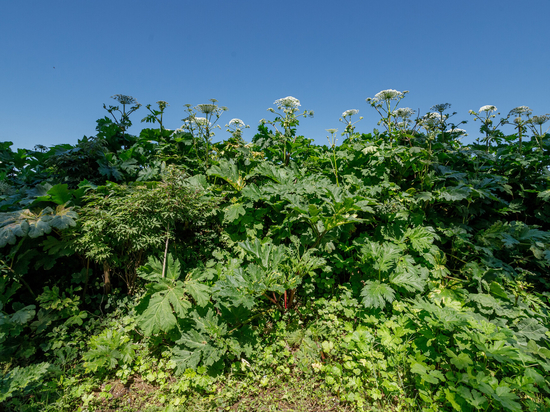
[0,211,30,247]
[46,184,72,205]
[446,348,473,370]
[0,362,50,402]
[207,159,246,191]
[10,305,36,325]
[212,267,263,309]
[492,386,521,412]
[224,203,246,222]
[514,318,548,342]
[138,254,181,281]
[390,256,425,292]
[361,241,401,273]
[489,281,509,300]
[440,185,471,202]
[241,183,263,201]
[138,291,187,335]
[185,280,210,307]
[48,205,78,230]
[171,347,202,373]
[405,226,434,252]
[360,281,395,309]
[456,386,487,409]
[415,191,433,202]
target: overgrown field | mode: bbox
[1,92,549,411]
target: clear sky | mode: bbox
[2,0,549,150]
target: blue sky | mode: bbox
[1,0,549,150]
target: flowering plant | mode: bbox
[103,94,142,136]
[263,96,313,165]
[366,89,409,139]
[339,109,362,139]
[171,99,227,168]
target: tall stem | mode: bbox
[162,223,170,278]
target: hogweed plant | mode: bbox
[225,118,249,141]
[174,99,227,168]
[429,103,461,133]
[141,100,170,136]
[393,107,416,146]
[339,109,362,140]
[219,118,251,158]
[366,89,409,140]
[263,96,314,165]
[469,105,504,152]
[326,128,340,187]
[507,105,532,152]
[103,94,142,137]
[527,113,550,150]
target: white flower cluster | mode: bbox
[274,96,301,110]
[479,105,497,113]
[111,94,138,105]
[509,106,532,115]
[531,114,550,125]
[326,128,338,134]
[396,121,409,129]
[394,107,415,119]
[342,109,359,117]
[373,89,406,102]
[420,112,443,128]
[196,104,218,114]
[423,112,442,121]
[229,118,245,127]
[446,128,467,135]
[362,145,378,154]
[192,117,210,126]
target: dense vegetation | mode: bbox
[1,91,549,411]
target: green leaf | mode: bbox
[48,205,78,230]
[361,241,401,273]
[47,184,72,205]
[444,388,462,411]
[185,280,211,307]
[489,281,509,300]
[440,185,471,202]
[405,226,434,252]
[0,362,50,402]
[0,211,30,247]
[164,254,181,281]
[241,183,263,201]
[10,305,36,325]
[514,318,548,342]
[446,348,473,370]
[360,281,395,309]
[224,203,246,223]
[390,256,425,293]
[138,294,177,335]
[171,347,202,372]
[207,159,246,191]
[138,254,181,281]
[492,386,521,412]
[456,386,487,409]
[239,239,286,270]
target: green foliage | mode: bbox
[82,328,137,373]
[73,166,218,292]
[0,362,50,403]
[136,254,210,336]
[2,92,550,411]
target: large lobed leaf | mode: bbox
[360,280,396,309]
